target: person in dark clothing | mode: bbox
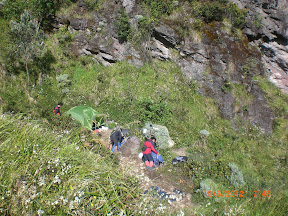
[109,129,124,153]
[53,102,63,116]
[142,136,158,171]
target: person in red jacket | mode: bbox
[142,136,158,171]
[53,102,63,116]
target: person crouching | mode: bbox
[142,137,158,171]
[109,129,124,153]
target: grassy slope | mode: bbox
[0,114,143,215]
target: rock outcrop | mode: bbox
[52,0,288,133]
[231,0,288,94]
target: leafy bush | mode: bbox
[190,0,247,29]
[143,0,175,19]
[199,2,226,23]
[2,0,59,28]
[207,158,231,183]
[227,3,247,29]
[137,99,172,124]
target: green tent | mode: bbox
[66,105,105,130]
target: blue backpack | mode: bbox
[151,151,164,167]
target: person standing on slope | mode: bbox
[53,102,63,116]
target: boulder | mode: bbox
[120,135,141,157]
[149,38,171,60]
[219,93,235,120]
[153,24,181,48]
[70,18,88,30]
[261,42,288,94]
[143,123,175,149]
[122,0,136,14]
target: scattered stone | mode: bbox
[200,130,209,137]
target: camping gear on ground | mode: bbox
[138,152,143,159]
[151,152,163,167]
[144,186,184,203]
[172,156,188,165]
[66,105,106,130]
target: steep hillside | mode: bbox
[0,0,288,215]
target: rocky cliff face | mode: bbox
[53,0,288,134]
[232,0,288,93]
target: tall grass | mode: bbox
[0,114,144,215]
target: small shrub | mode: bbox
[221,80,232,93]
[227,3,247,29]
[56,26,75,46]
[137,99,172,124]
[228,163,245,188]
[56,74,71,94]
[143,0,175,19]
[199,2,226,23]
[116,7,131,43]
[197,178,217,197]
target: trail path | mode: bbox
[118,150,194,213]
[97,130,195,213]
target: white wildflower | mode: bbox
[119,210,125,216]
[63,198,68,205]
[177,210,184,216]
[75,146,80,150]
[37,209,44,216]
[78,191,84,198]
[53,175,61,184]
[25,198,31,205]
[69,201,75,209]
[74,196,81,204]
[52,200,59,206]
